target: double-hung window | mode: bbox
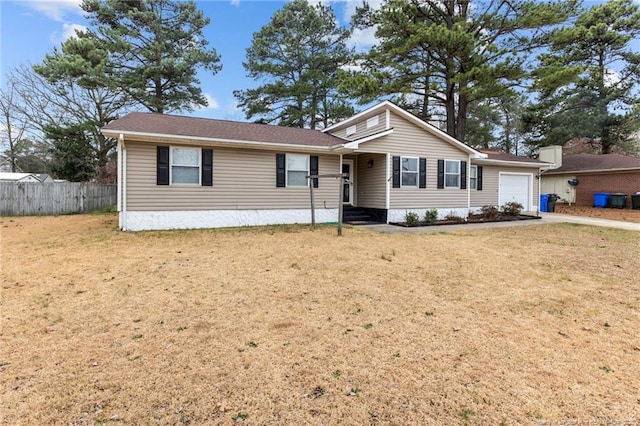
[444,160,460,188]
[276,153,318,188]
[401,157,419,187]
[286,154,309,187]
[157,146,212,186]
[171,147,201,185]
[470,165,478,190]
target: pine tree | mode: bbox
[47,124,96,182]
[344,0,577,142]
[525,0,640,154]
[234,0,354,129]
[38,0,222,114]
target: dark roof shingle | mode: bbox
[103,112,345,147]
[547,153,640,173]
[479,150,546,164]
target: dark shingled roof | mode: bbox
[479,150,546,164]
[546,153,640,173]
[103,112,346,147]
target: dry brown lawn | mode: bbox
[1,214,639,425]
[555,204,640,223]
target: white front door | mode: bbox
[342,160,354,205]
[499,173,531,210]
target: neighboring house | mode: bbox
[540,146,640,208]
[102,101,548,231]
[0,172,53,183]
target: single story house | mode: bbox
[540,146,640,208]
[102,101,548,231]
[0,172,54,183]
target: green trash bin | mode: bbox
[631,194,640,210]
[609,193,627,209]
[547,194,560,213]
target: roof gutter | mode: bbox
[474,159,551,168]
[544,167,640,175]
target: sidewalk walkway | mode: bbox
[537,212,640,231]
[360,213,640,234]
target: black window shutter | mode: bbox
[419,157,427,188]
[276,153,286,187]
[310,155,319,188]
[202,149,213,186]
[460,161,467,189]
[157,146,169,185]
[477,166,483,191]
[392,156,400,188]
[437,159,444,189]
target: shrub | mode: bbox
[501,201,523,216]
[404,211,420,225]
[444,212,464,222]
[480,205,499,219]
[424,209,438,223]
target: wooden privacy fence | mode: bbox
[0,182,116,216]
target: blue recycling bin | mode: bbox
[540,194,549,212]
[593,192,610,208]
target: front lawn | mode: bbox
[1,215,638,425]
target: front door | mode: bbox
[342,160,354,205]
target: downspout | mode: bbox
[338,153,343,236]
[121,135,127,231]
[117,134,123,229]
[385,153,391,223]
[467,154,471,213]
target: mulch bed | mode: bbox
[391,214,541,227]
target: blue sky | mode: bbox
[1,0,637,122]
[0,0,378,121]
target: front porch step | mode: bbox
[343,207,384,225]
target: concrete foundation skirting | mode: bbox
[122,209,339,231]
[386,208,471,223]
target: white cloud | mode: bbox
[17,0,83,21]
[348,26,378,50]
[50,22,87,45]
[340,0,384,50]
[200,93,220,110]
[230,0,240,5]
[604,69,621,88]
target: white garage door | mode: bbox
[499,174,531,211]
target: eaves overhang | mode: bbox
[102,129,340,154]
[473,158,550,168]
[543,167,640,175]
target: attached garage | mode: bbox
[499,173,532,211]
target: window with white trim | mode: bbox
[445,160,460,188]
[287,154,309,187]
[401,157,419,187]
[346,125,356,136]
[470,165,477,190]
[366,115,379,128]
[171,147,200,184]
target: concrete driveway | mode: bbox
[360,213,640,233]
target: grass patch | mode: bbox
[1,215,638,424]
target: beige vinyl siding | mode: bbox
[541,174,576,203]
[356,112,469,209]
[331,112,386,141]
[125,142,340,211]
[356,153,387,209]
[470,165,541,208]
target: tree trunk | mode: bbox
[445,79,456,137]
[155,79,163,114]
[457,87,468,142]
